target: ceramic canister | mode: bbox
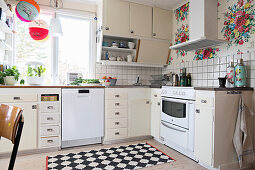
[227,62,235,87]
[234,59,246,87]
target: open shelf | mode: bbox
[100,60,167,68]
[102,46,136,53]
[0,20,12,34]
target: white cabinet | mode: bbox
[128,88,151,137]
[150,89,161,140]
[103,0,130,35]
[194,90,253,169]
[130,3,152,37]
[153,7,172,40]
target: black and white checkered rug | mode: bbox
[47,143,175,170]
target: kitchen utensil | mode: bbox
[109,56,117,61]
[127,55,133,62]
[128,42,135,49]
[218,77,227,88]
[119,42,126,48]
[234,59,246,87]
[102,41,109,47]
[112,41,118,48]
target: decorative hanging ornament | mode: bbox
[29,20,49,41]
[15,0,40,22]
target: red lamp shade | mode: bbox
[29,20,49,41]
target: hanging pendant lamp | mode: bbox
[49,0,63,37]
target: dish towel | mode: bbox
[233,96,254,168]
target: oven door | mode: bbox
[161,97,194,129]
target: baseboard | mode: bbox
[0,147,60,159]
[103,136,152,144]
[219,161,254,170]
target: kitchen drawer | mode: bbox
[0,94,37,103]
[105,92,127,100]
[41,102,60,113]
[105,100,127,109]
[40,136,59,147]
[106,108,128,118]
[196,96,214,107]
[41,114,60,124]
[106,118,128,129]
[41,125,60,136]
[105,128,128,140]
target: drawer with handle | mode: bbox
[105,100,127,109]
[41,114,60,124]
[105,91,127,100]
[0,94,37,103]
[106,118,128,129]
[41,102,60,113]
[196,96,214,107]
[40,136,59,147]
[105,108,128,118]
[105,128,128,140]
[41,125,60,136]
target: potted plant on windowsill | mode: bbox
[0,66,22,85]
[27,65,46,85]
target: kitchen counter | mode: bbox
[0,85,105,88]
[107,85,152,88]
[194,87,254,91]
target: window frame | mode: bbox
[13,6,96,85]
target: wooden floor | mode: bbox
[0,139,206,170]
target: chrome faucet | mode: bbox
[133,75,142,86]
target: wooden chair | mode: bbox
[0,104,24,170]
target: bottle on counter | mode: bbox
[187,73,191,87]
[180,68,187,87]
[234,59,246,87]
[174,74,179,86]
[227,62,235,87]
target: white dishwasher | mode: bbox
[62,88,104,148]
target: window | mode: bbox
[15,12,52,84]
[15,9,95,85]
[57,14,94,85]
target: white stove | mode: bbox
[160,86,196,160]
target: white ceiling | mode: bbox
[70,0,184,10]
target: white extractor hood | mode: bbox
[170,0,228,51]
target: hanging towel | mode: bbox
[233,96,254,168]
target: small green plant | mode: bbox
[27,65,46,77]
[0,66,25,85]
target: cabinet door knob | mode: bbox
[115,132,120,135]
[153,33,156,36]
[32,105,37,109]
[157,102,160,106]
[115,112,120,115]
[115,103,120,106]
[115,122,120,125]
[105,27,109,30]
[154,95,157,97]
[130,30,134,34]
[196,109,200,113]
[115,95,120,98]
[146,101,150,104]
[201,100,207,104]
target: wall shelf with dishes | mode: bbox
[100,35,138,64]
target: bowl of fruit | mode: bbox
[101,76,117,86]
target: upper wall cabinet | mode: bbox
[104,0,130,35]
[153,7,172,40]
[130,3,152,37]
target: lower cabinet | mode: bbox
[150,89,161,140]
[104,88,151,142]
[195,90,253,169]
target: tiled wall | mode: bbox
[95,63,162,85]
[163,51,255,87]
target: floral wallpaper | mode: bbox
[169,0,255,65]
[175,24,189,44]
[175,2,189,22]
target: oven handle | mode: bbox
[161,97,188,104]
[161,122,187,133]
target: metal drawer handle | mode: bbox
[154,95,157,97]
[115,112,120,115]
[47,106,54,109]
[115,122,120,125]
[47,117,54,120]
[47,140,53,143]
[201,100,207,103]
[13,97,21,100]
[115,132,120,135]
[115,103,120,106]
[47,129,53,132]
[115,95,120,98]
[196,109,200,113]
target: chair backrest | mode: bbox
[0,104,23,144]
